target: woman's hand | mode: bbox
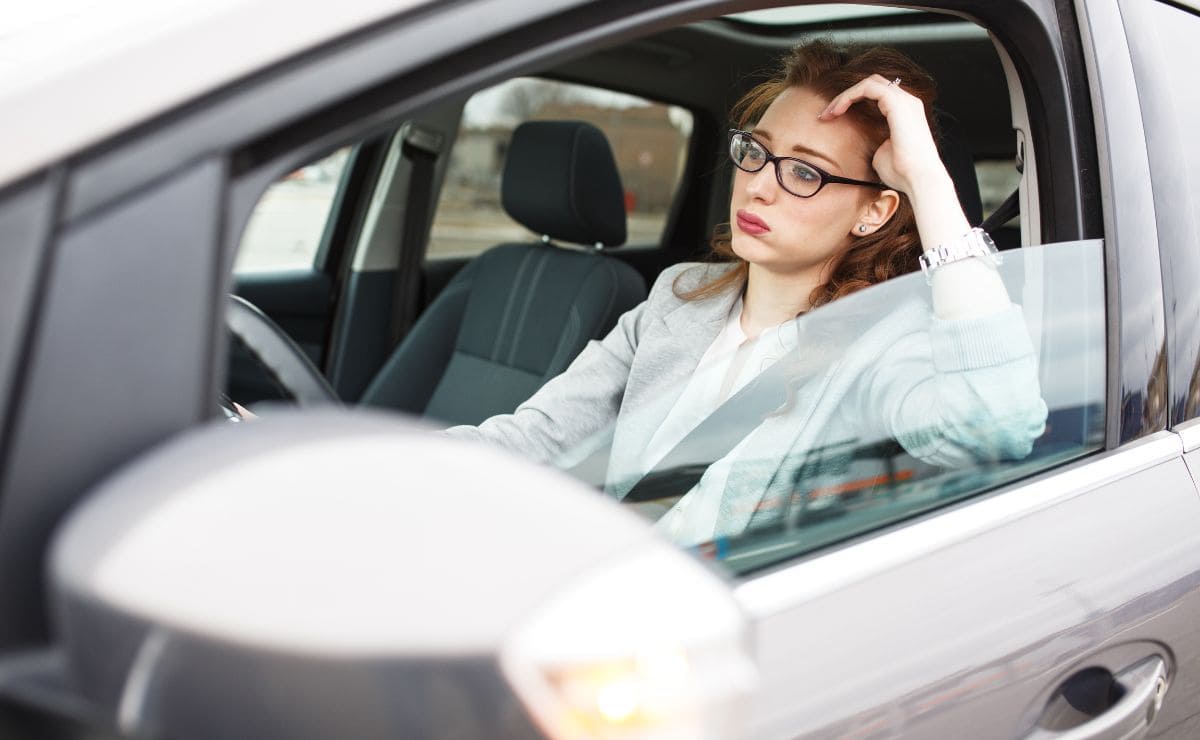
[820,74,1013,317]
[819,74,970,249]
[818,74,946,195]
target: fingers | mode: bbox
[818,74,915,120]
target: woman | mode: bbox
[448,41,1048,545]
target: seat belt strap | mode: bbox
[980,186,1020,232]
[390,123,443,347]
[621,351,794,504]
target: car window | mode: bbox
[426,78,693,259]
[560,240,1105,574]
[235,147,352,273]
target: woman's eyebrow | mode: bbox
[750,128,839,169]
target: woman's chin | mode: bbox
[732,234,789,268]
[730,232,772,261]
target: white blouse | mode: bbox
[647,297,800,545]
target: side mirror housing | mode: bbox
[51,411,755,739]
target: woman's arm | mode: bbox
[820,75,1011,319]
[823,75,1046,464]
[856,306,1048,467]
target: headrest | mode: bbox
[501,121,628,247]
[935,109,984,226]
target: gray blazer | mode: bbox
[448,262,1048,539]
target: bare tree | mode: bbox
[497,79,572,121]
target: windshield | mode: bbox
[558,241,1105,575]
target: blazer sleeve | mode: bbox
[855,302,1049,467]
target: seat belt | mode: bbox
[980,186,1020,232]
[979,136,1022,232]
[621,351,795,504]
[389,122,443,346]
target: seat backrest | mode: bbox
[360,121,646,425]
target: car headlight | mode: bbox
[500,547,757,740]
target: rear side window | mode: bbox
[427,78,693,259]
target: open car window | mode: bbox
[560,240,1105,574]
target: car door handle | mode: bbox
[1026,656,1167,740]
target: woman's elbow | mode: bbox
[965,395,1050,463]
[916,394,1049,467]
[992,396,1050,460]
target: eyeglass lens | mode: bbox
[729,132,824,197]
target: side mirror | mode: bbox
[51,411,755,740]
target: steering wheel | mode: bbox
[225,295,340,407]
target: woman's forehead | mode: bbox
[754,87,872,168]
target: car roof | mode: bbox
[1,0,426,189]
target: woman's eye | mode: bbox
[788,163,820,182]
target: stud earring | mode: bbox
[857,224,867,233]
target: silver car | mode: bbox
[2,0,1200,738]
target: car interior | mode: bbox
[221,1,1123,576]
[227,4,1029,429]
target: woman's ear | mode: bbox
[852,189,901,236]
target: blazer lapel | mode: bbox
[604,287,740,495]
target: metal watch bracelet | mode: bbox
[918,227,1001,282]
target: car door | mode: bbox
[716,1,1200,737]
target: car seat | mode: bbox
[360,120,647,426]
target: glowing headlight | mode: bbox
[500,547,757,739]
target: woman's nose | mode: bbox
[744,163,777,202]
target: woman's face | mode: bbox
[729,86,881,277]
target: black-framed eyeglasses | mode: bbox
[728,129,887,198]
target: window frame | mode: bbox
[1074,0,1166,446]
[1117,0,1200,428]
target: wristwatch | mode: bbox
[918,227,1002,282]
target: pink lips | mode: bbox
[736,209,770,236]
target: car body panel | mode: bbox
[0,160,225,646]
[738,433,1200,738]
[0,175,57,458]
[1,0,427,188]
